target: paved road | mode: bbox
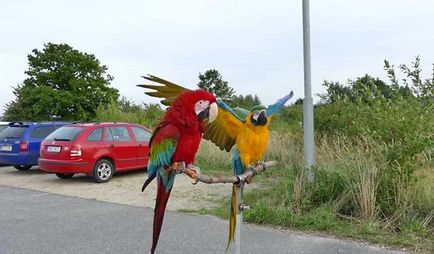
[0,186,407,254]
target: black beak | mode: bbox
[251,111,268,126]
[198,107,210,120]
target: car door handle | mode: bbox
[109,144,115,148]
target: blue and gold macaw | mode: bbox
[139,75,293,250]
[203,94,293,250]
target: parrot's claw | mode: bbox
[255,161,267,171]
[173,161,186,174]
[245,166,255,184]
[187,164,200,185]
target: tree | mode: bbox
[2,43,119,121]
[231,94,262,109]
[95,97,164,128]
[319,74,413,104]
[319,57,434,105]
[198,69,235,99]
[384,56,434,98]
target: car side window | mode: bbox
[132,127,152,142]
[87,128,103,141]
[30,126,55,139]
[105,127,131,142]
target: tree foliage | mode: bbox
[197,69,263,110]
[95,97,164,129]
[2,43,119,121]
[320,56,433,105]
[319,75,412,104]
[198,69,235,99]
[231,94,262,109]
[384,56,434,98]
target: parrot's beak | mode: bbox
[252,111,268,126]
[197,102,218,122]
[208,102,218,123]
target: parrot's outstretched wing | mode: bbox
[137,75,189,106]
[266,91,294,116]
[141,123,180,254]
[203,99,245,152]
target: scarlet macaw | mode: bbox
[139,76,218,254]
[139,75,292,250]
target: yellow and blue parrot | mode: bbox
[203,93,293,250]
[138,75,293,250]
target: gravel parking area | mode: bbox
[0,165,231,211]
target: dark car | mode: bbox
[0,122,69,170]
[39,122,152,183]
[0,122,10,166]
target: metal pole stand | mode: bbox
[234,182,251,254]
[180,161,278,254]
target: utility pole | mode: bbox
[302,0,315,182]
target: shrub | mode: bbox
[95,98,164,129]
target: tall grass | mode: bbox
[199,132,433,252]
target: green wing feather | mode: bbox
[137,75,189,106]
[203,100,245,152]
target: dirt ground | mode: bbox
[0,166,233,211]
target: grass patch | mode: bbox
[193,132,434,253]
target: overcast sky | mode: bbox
[1,0,433,113]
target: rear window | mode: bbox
[0,125,8,133]
[30,126,55,139]
[0,127,27,139]
[45,127,84,141]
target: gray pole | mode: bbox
[302,0,315,181]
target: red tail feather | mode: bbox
[150,177,173,254]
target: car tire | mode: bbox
[14,165,32,171]
[92,159,114,183]
[55,173,74,179]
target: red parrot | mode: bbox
[139,76,218,254]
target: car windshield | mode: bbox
[0,127,27,139]
[45,126,84,141]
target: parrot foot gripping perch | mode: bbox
[175,160,278,185]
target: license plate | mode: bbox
[47,146,61,153]
[0,145,12,152]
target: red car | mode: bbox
[39,122,152,183]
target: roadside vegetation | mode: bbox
[196,58,434,253]
[2,43,432,252]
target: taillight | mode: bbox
[19,141,28,152]
[70,146,82,157]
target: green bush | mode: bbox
[95,98,164,129]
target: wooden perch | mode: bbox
[181,161,278,184]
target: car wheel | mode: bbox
[14,165,32,171]
[55,173,74,179]
[92,159,114,183]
